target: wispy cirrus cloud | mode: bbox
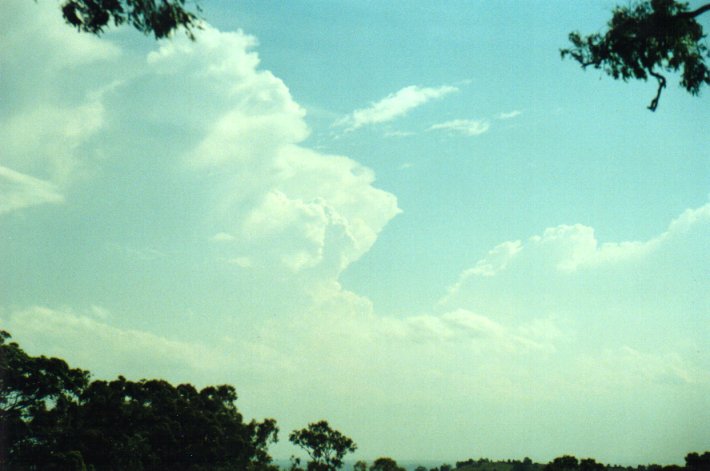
[0,166,64,214]
[427,108,521,138]
[335,85,458,131]
[428,118,491,136]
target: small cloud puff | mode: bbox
[384,130,416,138]
[428,118,491,136]
[336,85,458,131]
[211,232,236,242]
[496,110,523,120]
[426,108,522,139]
[228,256,252,268]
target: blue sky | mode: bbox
[1,0,709,465]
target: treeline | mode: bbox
[1,330,708,471]
[452,454,710,471]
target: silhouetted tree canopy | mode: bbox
[561,0,710,110]
[354,461,369,471]
[545,456,581,471]
[0,330,90,469]
[579,458,605,471]
[0,330,278,470]
[369,457,406,471]
[59,0,202,39]
[289,420,356,470]
[685,452,710,471]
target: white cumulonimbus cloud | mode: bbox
[2,0,400,286]
[135,26,402,279]
[336,85,458,131]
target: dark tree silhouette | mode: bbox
[0,330,89,469]
[289,420,357,470]
[59,0,202,39]
[686,452,710,471]
[579,458,605,471]
[353,461,369,471]
[370,457,406,471]
[561,0,710,110]
[0,330,279,470]
[545,455,580,471]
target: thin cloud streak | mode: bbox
[0,165,64,214]
[335,85,458,131]
[496,110,523,120]
[428,118,491,136]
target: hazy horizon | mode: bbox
[1,0,708,465]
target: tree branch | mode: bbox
[678,3,710,18]
[580,59,601,69]
[647,70,667,111]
